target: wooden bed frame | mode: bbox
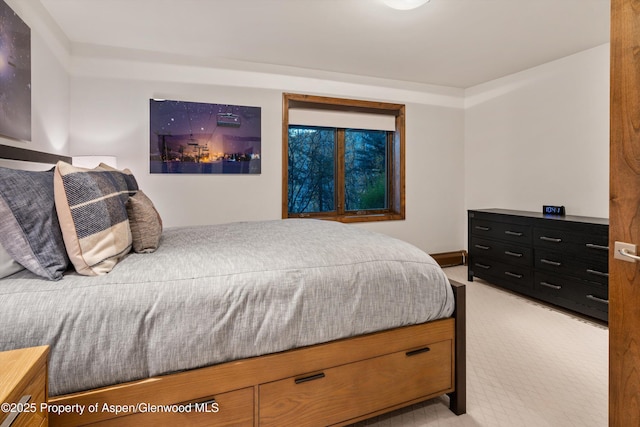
[46,282,465,427]
[1,144,466,427]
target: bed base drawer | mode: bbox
[48,313,463,427]
[88,387,253,427]
[259,339,453,427]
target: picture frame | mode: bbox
[0,0,31,142]
[150,99,261,174]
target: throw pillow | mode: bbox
[53,161,135,275]
[126,190,163,253]
[0,166,69,280]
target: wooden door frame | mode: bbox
[609,0,640,425]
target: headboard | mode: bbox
[0,144,71,164]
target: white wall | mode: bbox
[12,1,608,254]
[464,44,610,219]
[67,56,466,254]
[66,44,609,254]
[1,0,70,156]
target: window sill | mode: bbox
[287,212,405,223]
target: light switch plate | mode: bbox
[614,241,637,262]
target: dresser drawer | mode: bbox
[534,227,608,260]
[90,387,254,427]
[534,272,608,319]
[470,236,532,266]
[535,249,608,285]
[471,257,533,292]
[470,219,532,245]
[259,340,452,427]
[580,281,610,316]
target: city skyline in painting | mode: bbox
[150,99,261,174]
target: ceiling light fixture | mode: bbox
[383,0,430,10]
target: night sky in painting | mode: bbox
[0,0,30,141]
[150,99,261,174]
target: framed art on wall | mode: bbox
[150,99,261,174]
[0,0,31,141]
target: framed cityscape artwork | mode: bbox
[150,99,261,174]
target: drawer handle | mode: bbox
[540,281,562,290]
[586,269,609,278]
[475,244,490,250]
[586,243,609,251]
[295,373,326,384]
[475,263,491,269]
[184,398,217,412]
[406,347,431,357]
[540,258,562,267]
[505,271,523,279]
[475,226,491,231]
[540,236,562,243]
[0,395,31,427]
[505,231,523,237]
[586,295,609,305]
[504,251,523,258]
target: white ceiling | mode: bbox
[38,0,610,89]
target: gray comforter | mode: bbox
[0,219,454,396]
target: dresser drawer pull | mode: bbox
[474,263,491,269]
[504,251,523,257]
[184,398,217,412]
[540,281,562,290]
[586,243,609,251]
[504,231,523,237]
[475,226,491,231]
[540,236,562,243]
[505,271,523,279]
[586,269,609,278]
[540,258,562,267]
[295,373,326,384]
[474,244,490,250]
[0,395,31,427]
[406,346,431,357]
[586,295,609,305]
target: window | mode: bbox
[283,93,405,223]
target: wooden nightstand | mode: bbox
[0,346,49,427]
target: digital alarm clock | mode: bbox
[543,205,565,216]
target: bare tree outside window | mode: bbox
[283,93,405,223]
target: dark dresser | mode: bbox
[468,209,609,321]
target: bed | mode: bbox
[0,144,466,426]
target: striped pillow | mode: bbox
[53,161,138,276]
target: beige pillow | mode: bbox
[53,161,135,276]
[127,190,163,253]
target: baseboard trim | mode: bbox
[430,250,467,267]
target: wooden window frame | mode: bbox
[282,93,405,223]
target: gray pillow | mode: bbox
[0,166,70,280]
